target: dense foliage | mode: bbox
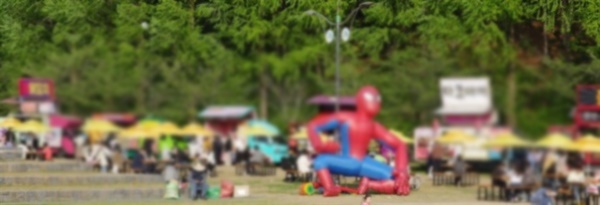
[2,0,600,137]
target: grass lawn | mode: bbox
[40,166,516,205]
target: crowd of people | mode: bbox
[0,128,53,161]
[430,146,600,204]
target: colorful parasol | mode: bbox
[436,129,476,145]
[14,120,49,133]
[181,122,213,136]
[536,133,573,149]
[152,122,183,135]
[82,119,121,133]
[483,133,530,148]
[119,126,159,139]
[0,117,21,129]
[568,135,600,153]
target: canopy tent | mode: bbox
[239,125,276,137]
[0,117,22,129]
[237,119,280,137]
[82,119,121,133]
[248,119,279,135]
[136,119,163,129]
[181,122,213,136]
[568,135,600,153]
[536,133,573,149]
[436,129,476,145]
[119,127,159,139]
[91,113,137,125]
[292,128,308,139]
[483,133,530,148]
[199,106,254,119]
[307,95,355,106]
[152,122,183,135]
[14,120,49,133]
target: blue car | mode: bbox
[247,136,288,164]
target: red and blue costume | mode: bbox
[307,86,410,196]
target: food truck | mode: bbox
[548,85,600,164]
[413,77,509,162]
[3,78,83,156]
[199,106,288,163]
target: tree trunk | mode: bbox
[543,24,548,57]
[507,25,517,127]
[259,72,268,119]
[506,64,517,128]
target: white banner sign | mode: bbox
[440,77,491,108]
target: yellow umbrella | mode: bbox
[152,122,183,135]
[239,125,277,137]
[135,120,162,131]
[389,129,413,144]
[119,127,158,139]
[291,128,331,141]
[181,123,213,136]
[568,135,600,153]
[436,129,476,144]
[483,133,530,148]
[14,120,49,133]
[0,118,21,129]
[82,119,121,133]
[536,133,573,149]
[292,129,308,139]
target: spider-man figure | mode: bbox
[307,86,410,196]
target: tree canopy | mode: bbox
[2,0,600,137]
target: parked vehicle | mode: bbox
[247,136,288,164]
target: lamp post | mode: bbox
[305,2,373,112]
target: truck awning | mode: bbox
[199,106,254,119]
[307,95,355,106]
[436,105,493,115]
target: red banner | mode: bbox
[18,78,56,101]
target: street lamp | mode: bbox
[305,2,374,112]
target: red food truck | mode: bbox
[548,85,600,164]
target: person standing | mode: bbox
[527,149,543,176]
[224,137,233,165]
[453,156,467,186]
[188,159,209,200]
[213,137,223,165]
[362,194,372,205]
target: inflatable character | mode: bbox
[307,86,410,196]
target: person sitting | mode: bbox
[85,143,112,173]
[587,177,599,196]
[111,146,125,174]
[17,141,29,160]
[162,160,179,183]
[492,164,507,188]
[282,150,298,182]
[129,149,145,173]
[296,149,312,182]
[188,160,209,200]
[453,156,467,186]
[39,143,53,161]
[531,181,557,205]
[506,163,525,202]
[248,146,269,174]
[567,163,586,204]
